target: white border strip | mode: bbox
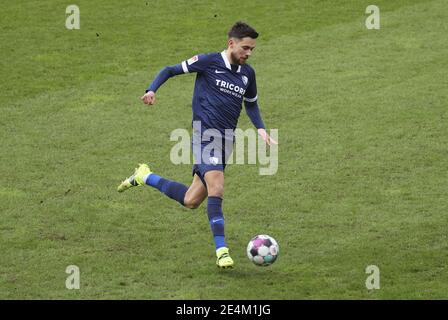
[181,61,189,73]
[243,95,258,102]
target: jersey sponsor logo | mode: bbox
[187,55,199,65]
[242,75,248,86]
[215,79,246,98]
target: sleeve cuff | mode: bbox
[243,95,258,102]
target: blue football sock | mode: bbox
[144,173,188,206]
[207,196,227,250]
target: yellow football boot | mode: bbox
[117,163,152,192]
[216,247,234,269]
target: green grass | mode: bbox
[1,0,447,299]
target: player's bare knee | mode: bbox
[184,203,199,209]
[207,186,224,198]
[183,196,201,209]
[185,201,200,209]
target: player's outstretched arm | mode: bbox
[141,64,185,105]
[141,54,212,105]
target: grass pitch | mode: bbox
[1,0,447,299]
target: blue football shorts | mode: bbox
[191,128,234,187]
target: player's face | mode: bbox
[228,37,256,65]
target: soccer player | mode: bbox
[118,21,277,269]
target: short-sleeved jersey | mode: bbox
[180,51,258,136]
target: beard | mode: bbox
[230,51,247,65]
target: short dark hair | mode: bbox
[228,21,258,39]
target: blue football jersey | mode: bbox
[180,51,258,136]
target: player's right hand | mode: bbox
[141,91,156,105]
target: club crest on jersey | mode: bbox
[187,55,199,65]
[209,157,219,165]
[242,75,248,86]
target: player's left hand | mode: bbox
[141,91,156,105]
[257,128,278,146]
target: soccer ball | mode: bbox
[247,234,279,266]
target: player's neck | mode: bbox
[225,49,239,66]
